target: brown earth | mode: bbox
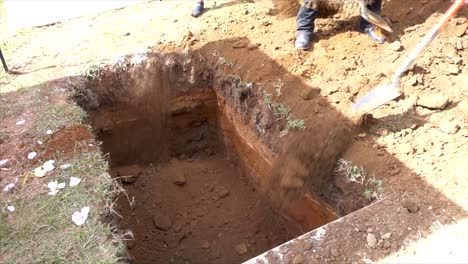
[1,0,467,263]
[40,124,95,160]
[112,158,301,264]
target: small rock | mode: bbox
[300,87,320,100]
[172,173,187,186]
[234,243,248,255]
[454,22,468,37]
[376,128,389,136]
[219,190,230,199]
[446,64,460,75]
[367,228,373,233]
[201,240,210,249]
[417,94,450,110]
[399,143,414,154]
[367,233,377,248]
[458,128,468,137]
[232,40,248,49]
[407,75,418,86]
[153,215,172,231]
[114,165,142,184]
[292,254,305,264]
[303,243,312,251]
[402,200,419,213]
[382,232,392,240]
[377,239,384,247]
[440,122,460,134]
[384,241,391,249]
[459,99,468,118]
[124,32,131,36]
[389,167,400,176]
[389,41,403,51]
[358,133,367,138]
[247,43,260,50]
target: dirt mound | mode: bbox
[41,125,94,159]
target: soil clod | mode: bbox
[402,200,420,213]
[292,253,305,264]
[234,242,248,255]
[200,240,211,249]
[440,122,460,134]
[153,215,172,231]
[113,165,142,184]
[172,173,187,186]
[416,94,450,110]
[367,233,377,248]
[218,187,230,198]
[382,232,392,240]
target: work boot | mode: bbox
[359,0,387,44]
[191,1,204,17]
[295,6,318,50]
[363,26,387,44]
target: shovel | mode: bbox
[352,0,466,114]
[358,0,393,32]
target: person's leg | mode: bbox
[192,0,204,17]
[295,0,318,50]
[359,0,386,44]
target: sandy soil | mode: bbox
[1,0,467,263]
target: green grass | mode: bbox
[218,57,236,68]
[0,149,124,263]
[0,82,123,263]
[286,117,305,130]
[223,75,305,135]
[31,103,87,138]
[261,89,273,106]
[335,159,384,201]
[274,79,282,97]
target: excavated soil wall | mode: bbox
[76,50,357,263]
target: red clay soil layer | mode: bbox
[40,124,95,160]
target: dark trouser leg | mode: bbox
[191,0,204,17]
[295,1,318,50]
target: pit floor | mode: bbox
[113,157,300,264]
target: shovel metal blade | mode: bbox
[360,6,393,32]
[352,83,401,113]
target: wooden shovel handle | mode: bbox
[392,0,466,84]
[441,0,466,28]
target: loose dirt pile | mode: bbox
[267,112,356,217]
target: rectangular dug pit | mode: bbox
[90,90,302,264]
[78,52,358,264]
